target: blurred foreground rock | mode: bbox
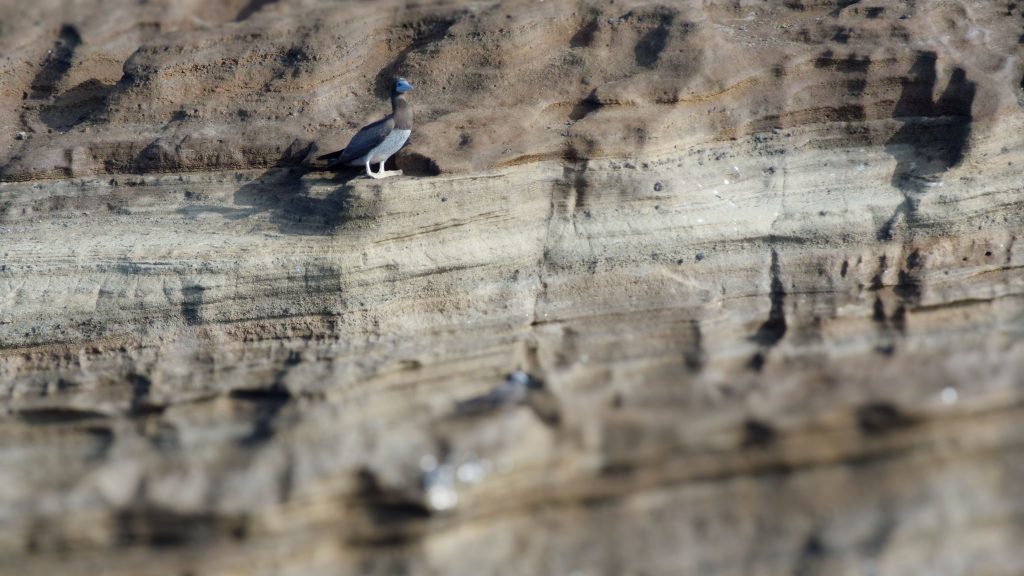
[1,1,1024,574]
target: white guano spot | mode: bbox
[941,387,958,405]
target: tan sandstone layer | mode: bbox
[2,0,1024,574]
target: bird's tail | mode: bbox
[316,149,345,162]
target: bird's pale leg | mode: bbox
[366,159,384,179]
[378,160,404,178]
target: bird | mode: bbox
[316,78,413,179]
[444,370,560,427]
[452,371,544,416]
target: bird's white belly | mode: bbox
[349,129,411,166]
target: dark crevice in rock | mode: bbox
[830,1,861,17]
[813,50,871,73]
[742,419,777,448]
[128,372,162,415]
[559,141,594,220]
[869,255,887,290]
[846,77,867,96]
[568,160,590,211]
[794,532,828,576]
[180,283,206,326]
[868,248,926,342]
[16,407,109,425]
[905,248,922,269]
[872,296,887,323]
[856,402,916,435]
[115,508,248,548]
[891,304,907,334]
[746,248,788,371]
[875,343,896,356]
[751,249,788,347]
[894,270,921,304]
[349,469,431,547]
[879,250,922,312]
[230,386,292,447]
[747,351,766,372]
[683,321,706,373]
[84,426,116,462]
[599,431,928,504]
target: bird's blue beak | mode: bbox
[396,79,413,93]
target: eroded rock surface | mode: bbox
[2,1,1024,574]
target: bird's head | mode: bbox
[507,370,544,391]
[394,78,414,94]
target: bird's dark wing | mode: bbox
[317,116,395,164]
[315,149,345,162]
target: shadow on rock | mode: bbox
[29,25,81,99]
[177,167,361,236]
[235,167,360,235]
[176,141,438,235]
[880,52,976,240]
[40,79,115,130]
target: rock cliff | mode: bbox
[2,1,1024,574]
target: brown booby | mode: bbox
[317,78,413,179]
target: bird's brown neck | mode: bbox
[391,94,412,130]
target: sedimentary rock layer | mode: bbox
[1,1,1023,574]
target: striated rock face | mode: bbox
[2,1,1024,574]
